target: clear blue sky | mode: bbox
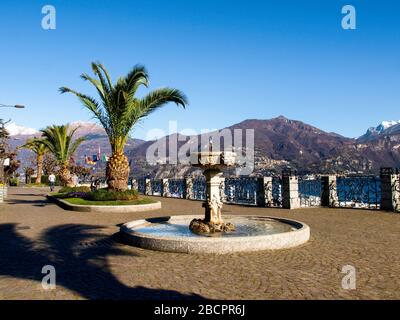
[0,0,399,139]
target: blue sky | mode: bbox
[0,0,399,139]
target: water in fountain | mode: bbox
[132,216,295,238]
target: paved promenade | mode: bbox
[0,187,399,300]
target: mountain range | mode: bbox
[358,120,400,142]
[8,117,400,177]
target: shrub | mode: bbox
[9,178,19,186]
[67,191,90,199]
[59,186,91,194]
[87,189,139,201]
[56,187,139,202]
[59,186,72,193]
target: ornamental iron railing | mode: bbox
[168,179,186,198]
[151,179,163,196]
[133,168,400,212]
[193,177,206,200]
[137,178,146,195]
[336,175,381,209]
[225,177,258,205]
[298,177,322,207]
[271,177,283,208]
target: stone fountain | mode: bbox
[120,140,310,254]
[189,141,236,234]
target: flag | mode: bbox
[86,156,95,165]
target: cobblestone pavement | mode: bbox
[0,187,399,300]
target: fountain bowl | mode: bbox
[190,151,236,170]
[120,215,310,254]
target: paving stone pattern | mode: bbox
[0,187,399,300]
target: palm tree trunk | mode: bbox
[58,165,73,187]
[106,152,129,191]
[36,154,43,184]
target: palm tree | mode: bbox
[41,124,85,186]
[60,62,188,191]
[20,138,49,184]
[24,167,35,184]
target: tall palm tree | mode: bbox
[20,138,49,184]
[60,62,188,191]
[41,124,85,186]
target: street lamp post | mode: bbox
[0,104,25,109]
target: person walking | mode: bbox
[72,174,79,187]
[48,173,56,192]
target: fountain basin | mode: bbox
[190,151,236,170]
[120,215,310,254]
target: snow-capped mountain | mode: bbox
[69,120,106,137]
[358,120,400,142]
[5,120,105,138]
[5,123,39,136]
[375,120,400,133]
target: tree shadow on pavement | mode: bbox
[5,199,50,207]
[7,193,49,197]
[5,193,52,207]
[0,223,204,300]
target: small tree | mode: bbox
[4,152,20,182]
[41,124,85,186]
[24,167,35,184]
[0,119,10,184]
[42,153,58,176]
[20,138,49,184]
[70,164,91,181]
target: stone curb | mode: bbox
[47,195,162,213]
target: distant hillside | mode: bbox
[127,116,400,177]
[10,117,400,178]
[10,121,145,172]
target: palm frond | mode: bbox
[20,138,49,156]
[40,124,85,165]
[59,87,110,134]
[91,62,112,94]
[96,62,113,91]
[60,62,188,153]
[138,87,187,118]
[125,64,149,96]
[68,136,86,157]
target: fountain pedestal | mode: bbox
[189,151,236,234]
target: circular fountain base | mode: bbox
[120,215,310,254]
